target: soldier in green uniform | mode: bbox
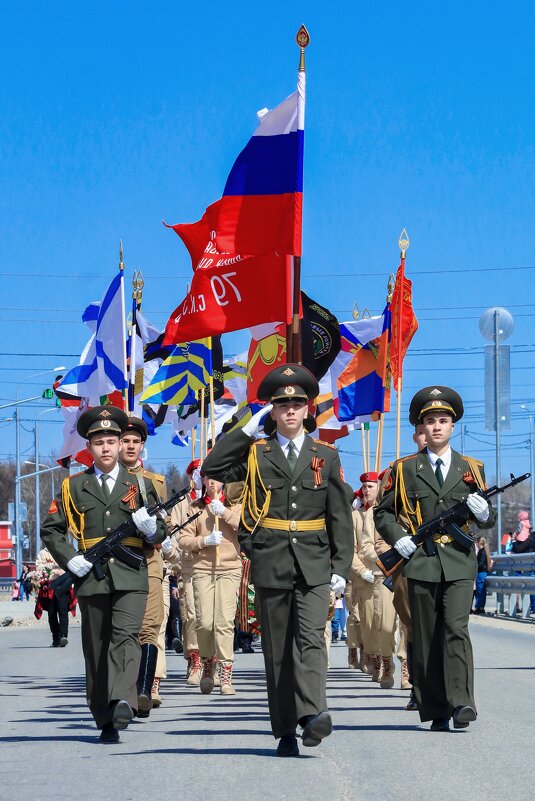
[374,387,496,732]
[119,416,168,718]
[41,406,167,743]
[202,364,354,757]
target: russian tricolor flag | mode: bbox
[206,71,305,256]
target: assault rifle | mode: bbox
[376,472,530,578]
[51,487,201,595]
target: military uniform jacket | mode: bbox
[41,464,167,596]
[128,463,167,580]
[202,429,354,590]
[373,448,496,582]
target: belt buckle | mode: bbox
[289,520,297,532]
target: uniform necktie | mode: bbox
[101,474,111,500]
[434,458,444,488]
[286,441,298,473]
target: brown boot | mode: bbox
[380,656,395,689]
[400,658,412,690]
[361,649,371,674]
[348,647,358,669]
[151,677,162,708]
[219,660,236,695]
[200,656,216,694]
[186,650,202,686]
[213,657,220,687]
[371,654,382,683]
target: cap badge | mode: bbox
[430,401,442,407]
[430,388,442,396]
[100,409,111,417]
[282,367,295,376]
[101,419,111,427]
[284,385,296,395]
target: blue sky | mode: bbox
[1,1,535,484]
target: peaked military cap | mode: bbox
[123,415,148,441]
[258,363,319,404]
[77,405,129,439]
[409,386,464,426]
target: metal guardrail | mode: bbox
[489,552,535,619]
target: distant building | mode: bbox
[0,521,15,578]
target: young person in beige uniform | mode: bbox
[178,475,242,695]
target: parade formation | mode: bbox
[3,20,533,772]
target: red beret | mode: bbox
[360,471,379,484]
[186,459,201,476]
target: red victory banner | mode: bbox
[163,224,290,345]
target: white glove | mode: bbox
[394,535,417,559]
[242,404,273,438]
[362,569,375,584]
[192,468,203,492]
[330,574,346,595]
[352,498,362,511]
[466,493,490,523]
[132,507,158,542]
[209,499,226,517]
[204,530,223,547]
[66,554,92,577]
[161,536,174,557]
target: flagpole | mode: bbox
[287,24,309,364]
[208,346,221,566]
[128,272,138,415]
[395,229,409,459]
[374,416,382,472]
[119,241,129,412]
[360,425,367,473]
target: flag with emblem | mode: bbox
[390,258,418,391]
[140,337,213,406]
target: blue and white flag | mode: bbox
[59,270,127,401]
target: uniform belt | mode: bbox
[260,517,325,532]
[82,536,144,549]
[432,533,454,545]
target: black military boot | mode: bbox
[137,643,158,718]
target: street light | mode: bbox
[519,405,535,528]
[10,368,65,577]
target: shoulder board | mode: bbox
[254,439,267,446]
[68,471,86,480]
[313,439,336,449]
[462,456,483,466]
[396,454,417,464]
[144,469,165,481]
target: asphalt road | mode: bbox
[1,616,532,801]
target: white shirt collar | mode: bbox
[276,431,306,454]
[426,446,452,471]
[94,462,120,482]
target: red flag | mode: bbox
[390,259,418,391]
[162,224,290,345]
[246,325,287,403]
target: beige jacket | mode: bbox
[360,506,389,574]
[178,500,242,574]
[350,509,369,580]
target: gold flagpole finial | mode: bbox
[362,307,371,319]
[387,273,395,302]
[131,270,138,299]
[119,240,124,271]
[352,302,360,320]
[136,270,144,308]
[398,228,409,258]
[296,24,310,72]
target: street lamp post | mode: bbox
[520,405,535,527]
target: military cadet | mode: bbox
[41,406,167,743]
[202,364,354,757]
[169,460,203,686]
[119,416,167,717]
[374,387,496,732]
[357,472,397,688]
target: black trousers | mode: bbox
[48,592,70,643]
[256,582,330,739]
[408,577,475,722]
